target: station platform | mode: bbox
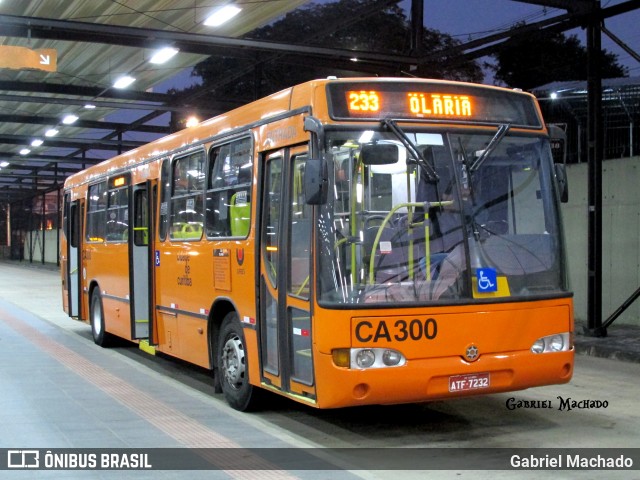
[0,260,638,476]
[0,261,348,478]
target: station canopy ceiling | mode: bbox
[0,0,311,204]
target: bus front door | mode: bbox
[129,182,154,340]
[260,148,316,401]
[65,197,83,318]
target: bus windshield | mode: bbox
[316,127,567,306]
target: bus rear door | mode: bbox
[260,147,316,402]
[64,196,83,319]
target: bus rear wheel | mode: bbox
[90,289,112,347]
[217,312,258,411]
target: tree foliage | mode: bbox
[171,0,483,127]
[490,25,627,90]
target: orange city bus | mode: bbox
[61,77,574,411]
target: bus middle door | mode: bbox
[129,181,155,342]
[260,147,316,402]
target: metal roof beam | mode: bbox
[512,0,595,14]
[0,80,170,103]
[420,0,640,65]
[0,114,170,134]
[0,134,144,151]
[0,154,105,165]
[0,93,235,114]
[0,13,417,68]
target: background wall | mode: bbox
[564,157,640,326]
[23,229,60,264]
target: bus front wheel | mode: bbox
[217,312,258,411]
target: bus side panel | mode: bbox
[85,242,132,339]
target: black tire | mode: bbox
[90,288,112,347]
[217,312,259,411]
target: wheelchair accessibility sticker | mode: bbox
[476,268,497,293]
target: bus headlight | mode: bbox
[347,348,407,369]
[355,349,376,368]
[531,333,571,354]
[382,349,402,366]
[332,348,407,369]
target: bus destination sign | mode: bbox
[327,81,542,128]
[347,90,472,118]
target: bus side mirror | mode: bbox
[555,163,569,203]
[304,158,328,205]
[548,125,568,203]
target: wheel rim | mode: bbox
[221,334,245,390]
[91,297,102,336]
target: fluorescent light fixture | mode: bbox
[31,139,44,147]
[204,5,241,26]
[45,128,59,137]
[84,103,96,109]
[113,75,135,89]
[0,161,9,168]
[150,47,179,64]
[62,114,78,125]
[19,148,30,155]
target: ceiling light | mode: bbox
[45,128,59,137]
[31,139,44,147]
[0,161,9,168]
[113,76,135,89]
[185,116,200,128]
[204,5,241,26]
[19,148,30,155]
[150,47,179,64]
[84,103,96,109]
[62,114,79,125]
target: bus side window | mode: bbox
[206,137,253,238]
[170,151,205,241]
[159,158,170,241]
[106,184,129,242]
[86,181,107,242]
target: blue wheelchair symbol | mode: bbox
[155,250,161,267]
[476,268,497,293]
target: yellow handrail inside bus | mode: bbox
[368,201,453,284]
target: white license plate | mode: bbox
[449,372,490,392]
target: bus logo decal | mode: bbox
[465,345,480,362]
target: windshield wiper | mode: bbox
[382,119,439,182]
[470,123,510,172]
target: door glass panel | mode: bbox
[288,154,311,299]
[289,307,312,385]
[134,189,149,246]
[261,284,279,375]
[263,157,282,286]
